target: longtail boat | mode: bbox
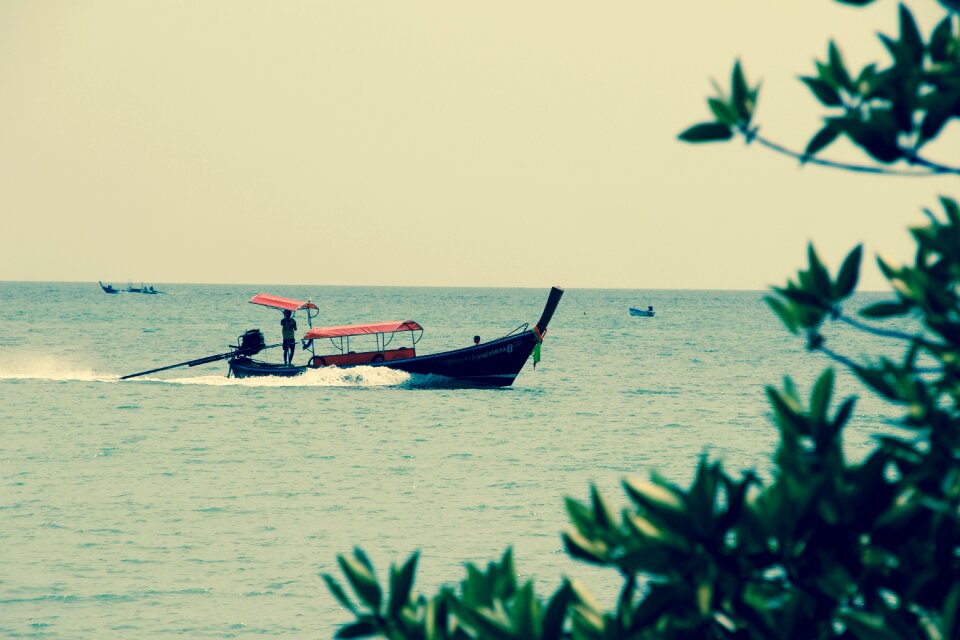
[99,281,163,295]
[121,287,563,388]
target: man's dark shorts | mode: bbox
[283,338,296,349]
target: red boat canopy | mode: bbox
[249,294,318,312]
[304,320,423,340]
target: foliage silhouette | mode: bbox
[680,3,960,176]
[325,2,960,637]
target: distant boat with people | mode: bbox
[629,306,655,317]
[129,283,161,294]
[99,281,163,295]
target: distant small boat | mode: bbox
[128,283,162,294]
[99,281,163,295]
[630,306,655,317]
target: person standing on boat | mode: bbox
[281,310,297,365]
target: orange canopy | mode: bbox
[304,320,422,340]
[249,294,318,312]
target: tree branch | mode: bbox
[904,152,960,176]
[817,345,863,369]
[836,314,916,342]
[748,133,960,177]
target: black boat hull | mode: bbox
[229,359,307,378]
[379,330,540,386]
[228,329,541,387]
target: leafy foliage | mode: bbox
[324,548,577,639]
[326,2,960,638]
[679,4,960,175]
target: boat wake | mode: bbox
[142,365,414,388]
[0,355,112,382]
[0,357,490,389]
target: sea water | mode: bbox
[0,282,902,638]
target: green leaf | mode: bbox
[843,119,902,163]
[468,607,515,640]
[719,472,759,533]
[678,122,734,143]
[828,41,854,91]
[568,578,604,618]
[464,563,491,606]
[776,285,824,308]
[855,63,878,94]
[623,478,685,513]
[859,301,911,318]
[807,244,832,298]
[731,60,751,120]
[615,544,677,575]
[920,90,960,143]
[338,554,383,611]
[765,295,800,334]
[838,610,907,640]
[854,366,899,401]
[335,620,380,639]
[590,485,616,530]
[562,530,608,565]
[942,581,960,640]
[801,76,842,106]
[942,197,960,226]
[832,397,856,432]
[876,255,898,280]
[353,547,376,575]
[804,123,841,159]
[688,456,719,536]
[925,317,960,344]
[625,513,666,541]
[810,369,835,426]
[834,244,862,297]
[880,33,901,63]
[324,574,359,614]
[930,15,955,62]
[388,552,419,618]
[542,582,572,640]
[767,385,811,436]
[512,582,537,639]
[565,497,596,537]
[898,4,924,65]
[708,97,738,126]
[629,583,680,630]
[495,548,517,597]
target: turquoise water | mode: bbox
[0,283,896,637]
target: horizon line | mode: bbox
[1,278,891,294]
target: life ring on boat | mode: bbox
[371,354,385,363]
[310,355,327,367]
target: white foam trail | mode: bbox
[144,365,412,387]
[0,354,114,382]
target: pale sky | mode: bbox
[1,1,956,290]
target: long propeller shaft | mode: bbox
[119,343,280,380]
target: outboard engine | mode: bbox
[237,329,266,356]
